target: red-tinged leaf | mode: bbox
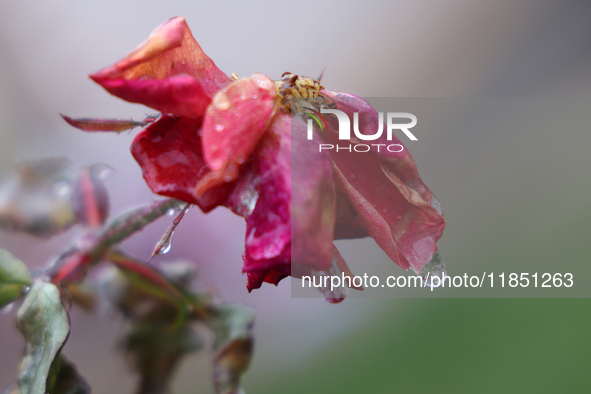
[50,252,92,285]
[71,165,110,227]
[109,251,189,306]
[90,16,230,117]
[61,114,151,133]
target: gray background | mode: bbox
[1,0,591,392]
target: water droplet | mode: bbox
[240,94,248,100]
[167,208,176,216]
[150,204,191,260]
[349,173,355,179]
[237,158,245,164]
[52,181,71,198]
[197,130,203,137]
[214,124,224,132]
[224,175,232,182]
[1,302,14,314]
[234,188,259,216]
[93,164,114,180]
[311,257,349,303]
[158,236,173,255]
[430,193,444,215]
[421,250,447,289]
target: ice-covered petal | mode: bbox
[200,74,277,186]
[130,114,236,212]
[243,114,336,290]
[322,90,434,203]
[241,113,335,291]
[240,114,291,289]
[290,114,336,275]
[319,92,446,274]
[90,17,230,118]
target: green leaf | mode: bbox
[16,281,70,394]
[47,355,91,394]
[0,248,31,308]
[208,305,255,394]
[99,262,202,394]
[124,324,201,394]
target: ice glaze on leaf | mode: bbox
[0,248,31,309]
[71,165,110,227]
[60,114,152,133]
[0,158,77,237]
[16,281,70,394]
[0,158,111,237]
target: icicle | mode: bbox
[312,252,349,303]
[150,203,191,260]
[421,249,447,289]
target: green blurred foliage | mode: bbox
[248,299,591,393]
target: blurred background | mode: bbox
[1,0,591,392]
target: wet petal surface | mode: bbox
[91,17,230,118]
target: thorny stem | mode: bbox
[90,199,184,262]
[50,199,184,284]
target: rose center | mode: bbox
[275,72,325,112]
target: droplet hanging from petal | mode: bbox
[312,252,350,304]
[421,249,447,289]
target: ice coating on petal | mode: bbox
[202,74,277,173]
[318,92,446,274]
[94,76,213,119]
[130,114,236,212]
[240,114,292,291]
[241,113,336,291]
[322,90,433,203]
[290,114,336,275]
[333,188,370,239]
[246,267,289,292]
[90,16,230,118]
